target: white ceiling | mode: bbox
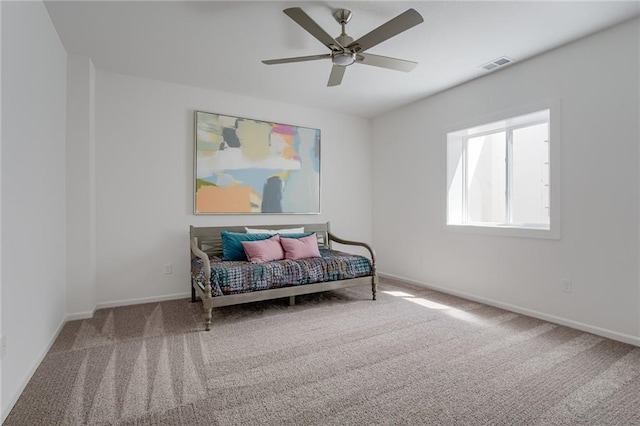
[45,1,640,119]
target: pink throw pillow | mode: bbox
[241,234,284,263]
[280,233,321,260]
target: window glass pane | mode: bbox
[511,123,550,226]
[466,132,506,223]
[447,135,464,224]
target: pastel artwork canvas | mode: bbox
[194,111,321,214]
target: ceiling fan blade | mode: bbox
[262,54,331,65]
[356,53,418,72]
[348,9,423,53]
[327,65,346,87]
[284,8,342,50]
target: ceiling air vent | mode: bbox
[480,56,512,71]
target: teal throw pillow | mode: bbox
[221,232,271,261]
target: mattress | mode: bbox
[191,249,372,297]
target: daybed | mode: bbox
[190,222,377,330]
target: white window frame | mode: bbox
[445,99,561,240]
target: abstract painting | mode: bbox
[194,111,321,214]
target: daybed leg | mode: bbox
[372,275,378,301]
[204,307,212,331]
[289,296,295,306]
[202,278,213,331]
[191,284,196,303]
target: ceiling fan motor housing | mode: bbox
[333,32,356,66]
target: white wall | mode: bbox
[0,0,3,411]
[94,71,372,305]
[638,19,640,343]
[66,55,97,317]
[1,0,68,417]
[373,19,640,341]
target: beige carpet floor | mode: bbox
[5,277,640,425]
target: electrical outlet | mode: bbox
[164,263,172,275]
[1,335,6,359]
[561,279,573,293]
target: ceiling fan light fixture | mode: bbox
[332,52,356,67]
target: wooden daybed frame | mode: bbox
[190,222,377,330]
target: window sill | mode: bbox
[446,223,560,240]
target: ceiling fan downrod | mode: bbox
[332,9,352,34]
[332,9,356,66]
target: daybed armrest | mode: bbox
[190,237,212,298]
[328,233,377,266]
[329,233,378,301]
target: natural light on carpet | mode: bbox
[382,291,415,298]
[381,290,450,310]
[382,290,490,325]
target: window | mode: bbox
[447,102,559,239]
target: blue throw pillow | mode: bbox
[221,232,271,261]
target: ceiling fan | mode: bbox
[262,7,424,87]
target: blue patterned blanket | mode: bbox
[191,249,372,297]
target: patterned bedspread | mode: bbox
[191,249,372,297]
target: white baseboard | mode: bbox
[65,291,193,319]
[66,309,96,321]
[95,291,191,310]
[2,316,67,423]
[380,272,640,347]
